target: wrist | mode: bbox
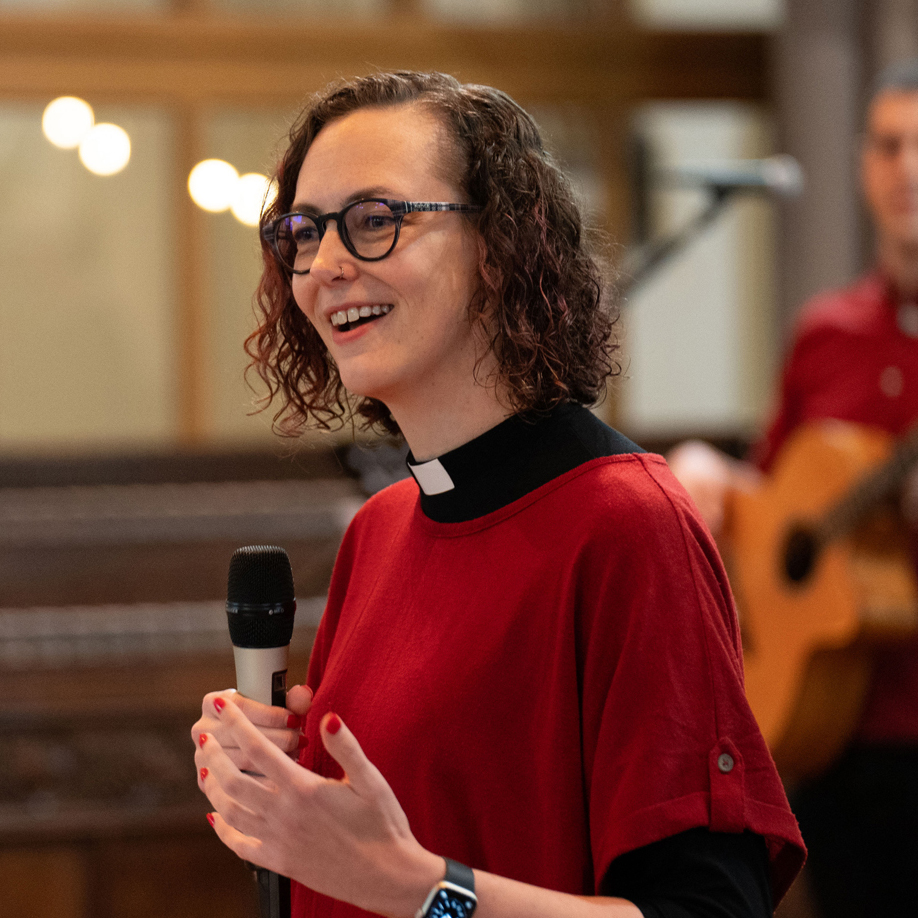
[414,858,478,918]
[383,849,444,918]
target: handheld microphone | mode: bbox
[659,154,804,197]
[226,544,297,918]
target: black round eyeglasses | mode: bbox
[261,198,482,275]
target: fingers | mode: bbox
[206,810,266,868]
[233,689,310,755]
[200,771,274,871]
[192,689,305,758]
[232,691,303,731]
[197,738,272,820]
[191,689,235,746]
[206,693,311,786]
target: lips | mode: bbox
[330,303,392,332]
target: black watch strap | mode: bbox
[444,858,475,894]
[416,857,477,918]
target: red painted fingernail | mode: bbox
[326,713,341,735]
[200,767,208,781]
[206,813,215,828]
[214,697,226,713]
[297,733,310,748]
[199,733,208,748]
[286,714,302,728]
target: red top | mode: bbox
[753,272,918,743]
[291,454,804,917]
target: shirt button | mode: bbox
[717,753,734,773]
[880,366,904,398]
[897,302,918,337]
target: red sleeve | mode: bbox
[576,457,805,902]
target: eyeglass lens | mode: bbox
[274,201,398,272]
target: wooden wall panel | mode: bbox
[0,846,88,918]
[0,15,767,107]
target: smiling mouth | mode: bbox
[331,304,392,332]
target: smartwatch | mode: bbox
[415,858,478,918]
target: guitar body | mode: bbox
[723,420,918,779]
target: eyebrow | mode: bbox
[290,186,397,214]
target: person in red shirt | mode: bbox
[668,59,918,917]
[191,70,803,918]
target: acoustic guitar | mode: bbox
[722,419,918,779]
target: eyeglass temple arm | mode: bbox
[401,202,482,212]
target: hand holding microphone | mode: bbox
[192,544,308,918]
[192,545,309,770]
[227,545,297,918]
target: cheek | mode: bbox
[863,164,894,212]
[291,278,317,322]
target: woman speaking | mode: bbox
[192,70,804,918]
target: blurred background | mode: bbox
[1,0,916,916]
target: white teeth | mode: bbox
[330,305,392,328]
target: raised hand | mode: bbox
[194,698,442,918]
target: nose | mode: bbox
[309,218,352,283]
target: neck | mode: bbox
[391,385,513,462]
[878,238,918,298]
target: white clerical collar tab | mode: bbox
[408,457,456,495]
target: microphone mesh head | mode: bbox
[226,545,296,648]
[227,544,295,605]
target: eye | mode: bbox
[287,217,319,246]
[348,203,397,236]
[870,134,903,159]
[294,226,317,243]
[366,213,394,230]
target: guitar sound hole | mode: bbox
[784,526,818,584]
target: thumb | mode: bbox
[320,713,389,798]
[286,683,314,716]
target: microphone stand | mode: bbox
[620,185,736,297]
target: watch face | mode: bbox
[428,887,476,918]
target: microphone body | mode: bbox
[233,645,289,707]
[659,154,804,197]
[226,544,297,918]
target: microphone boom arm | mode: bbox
[621,185,735,298]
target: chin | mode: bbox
[337,371,388,406]
[893,228,918,250]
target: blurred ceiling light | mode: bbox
[79,123,131,176]
[42,96,95,149]
[231,173,275,227]
[188,159,239,213]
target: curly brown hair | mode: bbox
[248,70,620,437]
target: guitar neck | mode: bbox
[819,423,918,543]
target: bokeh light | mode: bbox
[78,123,131,176]
[188,159,240,213]
[42,96,95,149]
[231,173,275,227]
